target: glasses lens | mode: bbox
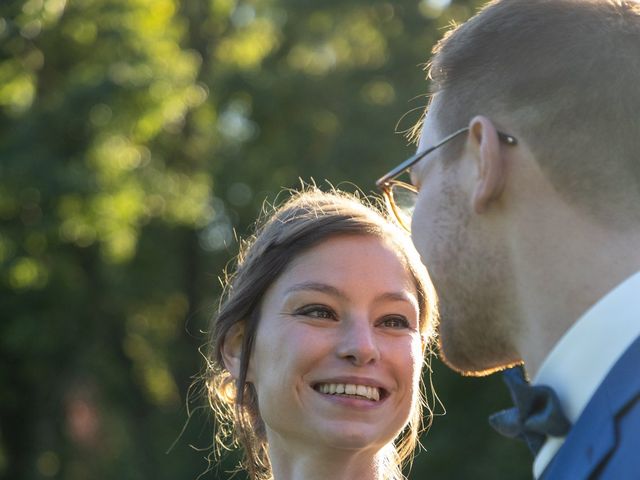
[390,183,417,230]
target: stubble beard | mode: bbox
[426,181,520,376]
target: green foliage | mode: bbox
[0,0,530,478]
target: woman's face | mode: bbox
[246,234,423,454]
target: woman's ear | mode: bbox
[467,115,508,214]
[221,322,245,381]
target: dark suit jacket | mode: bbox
[542,334,640,479]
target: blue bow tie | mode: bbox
[489,366,572,455]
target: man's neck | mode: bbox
[508,212,640,378]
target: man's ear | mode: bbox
[221,322,246,381]
[467,115,507,214]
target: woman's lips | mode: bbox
[314,382,381,401]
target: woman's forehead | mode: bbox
[271,234,418,298]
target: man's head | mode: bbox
[426,0,640,222]
[409,0,640,375]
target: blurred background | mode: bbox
[0,0,532,478]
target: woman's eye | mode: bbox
[294,305,337,320]
[380,315,411,329]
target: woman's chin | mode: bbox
[315,424,390,452]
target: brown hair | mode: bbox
[205,187,438,480]
[422,0,640,226]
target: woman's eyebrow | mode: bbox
[285,283,417,306]
[284,282,347,300]
[375,291,417,306]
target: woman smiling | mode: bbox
[206,188,438,480]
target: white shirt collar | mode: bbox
[531,270,640,479]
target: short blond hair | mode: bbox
[424,0,640,227]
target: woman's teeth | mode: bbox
[316,383,380,401]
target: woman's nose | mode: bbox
[336,318,380,366]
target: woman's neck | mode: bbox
[267,439,384,480]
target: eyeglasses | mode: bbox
[376,127,518,231]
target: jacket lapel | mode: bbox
[542,334,640,479]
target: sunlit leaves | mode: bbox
[57,184,148,264]
[287,10,389,75]
[56,170,213,262]
[361,79,396,106]
[92,182,145,262]
[0,60,37,113]
[124,293,189,406]
[7,256,48,289]
[0,0,212,268]
[63,18,97,45]
[216,18,282,70]
[88,135,149,183]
